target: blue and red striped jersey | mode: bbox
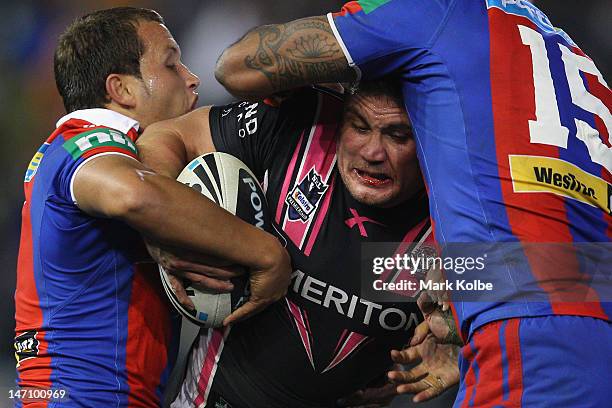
[15,109,179,407]
[329,0,611,336]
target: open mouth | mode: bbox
[354,168,391,186]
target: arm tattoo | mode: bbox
[243,16,354,92]
[442,309,464,346]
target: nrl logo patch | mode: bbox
[286,167,328,222]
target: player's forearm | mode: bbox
[215,16,355,99]
[119,170,282,271]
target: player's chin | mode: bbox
[349,183,396,207]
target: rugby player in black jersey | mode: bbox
[137,80,459,408]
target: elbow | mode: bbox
[215,44,269,99]
[106,184,148,221]
[214,48,246,97]
[105,172,162,223]
[214,50,232,92]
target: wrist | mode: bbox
[256,235,289,272]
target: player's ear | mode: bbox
[105,73,139,108]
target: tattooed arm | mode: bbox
[215,16,357,99]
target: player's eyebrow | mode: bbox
[344,107,368,124]
[383,123,413,134]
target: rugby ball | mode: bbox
[159,152,271,327]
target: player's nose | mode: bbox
[361,133,386,163]
[183,64,200,92]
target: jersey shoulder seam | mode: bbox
[427,0,460,48]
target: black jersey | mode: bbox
[173,89,431,408]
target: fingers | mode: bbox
[417,291,437,315]
[223,298,269,326]
[171,270,234,292]
[396,380,430,396]
[390,372,447,401]
[168,275,195,311]
[390,347,420,365]
[166,259,245,279]
[413,386,443,403]
[409,320,431,346]
[148,242,246,280]
[336,383,397,407]
[189,263,245,279]
[412,374,448,403]
[388,364,427,384]
[223,244,291,327]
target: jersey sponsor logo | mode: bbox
[14,331,39,367]
[241,175,266,229]
[235,102,258,138]
[291,269,419,332]
[24,143,50,182]
[62,128,137,160]
[510,155,612,214]
[286,167,329,222]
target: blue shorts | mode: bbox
[454,315,612,407]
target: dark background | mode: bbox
[1,1,609,406]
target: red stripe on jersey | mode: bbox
[58,121,139,143]
[15,184,52,406]
[488,9,607,319]
[125,264,172,408]
[582,70,612,241]
[332,1,363,18]
[459,343,477,408]
[470,322,504,407]
[584,73,611,149]
[504,319,524,406]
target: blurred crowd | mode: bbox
[1,0,609,394]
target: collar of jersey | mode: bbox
[56,108,140,137]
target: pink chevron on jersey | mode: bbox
[286,298,315,370]
[322,331,370,373]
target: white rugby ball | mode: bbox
[159,152,270,327]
